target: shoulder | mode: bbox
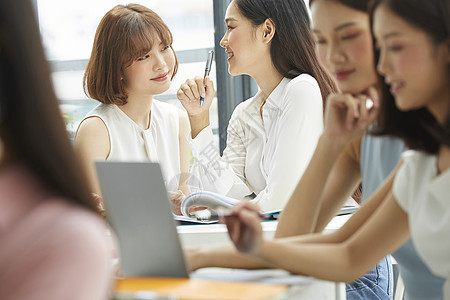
[282,75,322,108]
[84,103,115,118]
[75,116,109,146]
[232,92,262,117]
[393,150,435,207]
[40,200,110,247]
[400,150,434,172]
[77,103,112,136]
[35,201,112,295]
[38,200,113,267]
[285,73,321,91]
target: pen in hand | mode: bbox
[199,50,214,107]
[195,209,270,222]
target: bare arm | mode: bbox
[73,117,110,195]
[188,163,401,271]
[257,191,409,282]
[224,170,409,282]
[177,109,191,195]
[276,88,380,237]
[313,136,361,232]
[275,135,361,237]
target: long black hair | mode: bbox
[369,0,450,153]
[0,0,95,210]
[309,0,371,12]
[234,0,337,105]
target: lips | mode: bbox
[225,50,234,62]
[151,72,169,82]
[389,82,405,95]
[334,69,355,81]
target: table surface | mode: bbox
[174,215,351,300]
[177,214,351,247]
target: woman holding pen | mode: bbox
[177,0,336,213]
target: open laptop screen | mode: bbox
[95,161,189,278]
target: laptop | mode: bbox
[95,161,189,278]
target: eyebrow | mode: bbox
[382,32,401,39]
[334,22,358,31]
[312,22,358,34]
[225,17,238,23]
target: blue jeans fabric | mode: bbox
[346,256,393,300]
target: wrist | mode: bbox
[254,239,270,260]
[318,134,347,154]
[189,113,210,139]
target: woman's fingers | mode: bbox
[367,86,380,108]
[187,78,201,99]
[357,95,369,126]
[204,77,215,102]
[193,76,206,99]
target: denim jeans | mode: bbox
[346,256,393,300]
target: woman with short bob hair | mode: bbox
[76,4,190,216]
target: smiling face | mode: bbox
[219,2,268,77]
[123,37,176,98]
[374,3,450,120]
[311,0,376,94]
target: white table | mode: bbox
[177,214,351,247]
[177,215,351,300]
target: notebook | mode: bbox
[95,161,189,278]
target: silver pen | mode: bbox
[199,50,214,106]
[195,209,270,222]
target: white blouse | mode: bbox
[83,100,181,192]
[188,74,324,212]
[393,150,450,299]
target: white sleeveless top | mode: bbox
[82,100,181,192]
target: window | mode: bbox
[36,0,217,141]
[36,0,257,151]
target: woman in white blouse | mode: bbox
[177,0,336,212]
[75,4,190,215]
[212,0,450,297]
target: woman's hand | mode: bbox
[323,86,380,146]
[91,193,107,220]
[223,202,264,256]
[177,76,215,117]
[177,76,215,138]
[169,190,185,215]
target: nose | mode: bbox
[220,31,228,49]
[327,40,346,66]
[153,52,166,71]
[376,49,389,77]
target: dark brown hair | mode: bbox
[370,0,450,153]
[310,0,371,12]
[84,4,178,106]
[234,0,337,105]
[0,0,95,210]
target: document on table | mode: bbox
[191,268,314,285]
